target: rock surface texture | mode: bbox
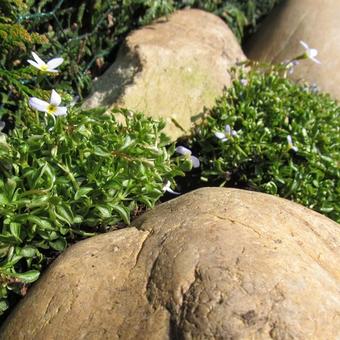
[245,0,340,100]
[1,188,340,339]
[84,9,245,140]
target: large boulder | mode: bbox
[245,0,340,100]
[84,9,245,140]
[1,188,339,339]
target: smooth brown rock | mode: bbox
[245,0,340,100]
[84,9,245,140]
[1,188,339,339]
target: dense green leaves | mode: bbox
[187,63,340,222]
[0,105,184,313]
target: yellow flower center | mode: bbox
[39,64,49,72]
[47,104,57,114]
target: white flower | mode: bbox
[29,90,67,116]
[27,52,64,73]
[240,78,248,86]
[287,135,298,152]
[214,124,238,142]
[175,146,200,168]
[163,180,180,195]
[300,41,321,64]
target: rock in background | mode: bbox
[1,188,339,339]
[84,9,245,140]
[245,0,340,100]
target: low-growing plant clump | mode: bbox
[183,63,340,222]
[0,104,186,313]
[0,40,189,314]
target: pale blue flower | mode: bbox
[214,124,238,142]
[175,146,200,168]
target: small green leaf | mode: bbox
[111,205,130,224]
[93,146,111,157]
[26,216,53,230]
[0,194,8,205]
[0,233,19,244]
[49,238,67,252]
[13,270,40,283]
[0,300,8,313]
[5,254,23,267]
[20,246,36,258]
[5,178,17,201]
[96,205,111,218]
[9,223,21,241]
[119,136,134,150]
[74,187,93,200]
[56,205,74,225]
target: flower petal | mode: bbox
[47,57,64,70]
[29,97,49,112]
[27,59,41,69]
[31,52,45,66]
[50,90,61,106]
[311,56,321,64]
[191,155,200,168]
[231,130,238,137]
[214,131,226,140]
[287,135,293,145]
[54,106,67,116]
[175,146,192,155]
[162,181,171,191]
[163,181,180,195]
[225,124,231,135]
[300,41,309,50]
[166,187,180,195]
[309,48,318,58]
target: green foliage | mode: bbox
[0,0,26,19]
[0,0,47,122]
[0,104,183,312]
[0,0,47,59]
[0,23,46,56]
[11,0,281,98]
[186,63,340,222]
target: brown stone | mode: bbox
[84,9,245,140]
[245,0,340,100]
[1,188,339,339]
